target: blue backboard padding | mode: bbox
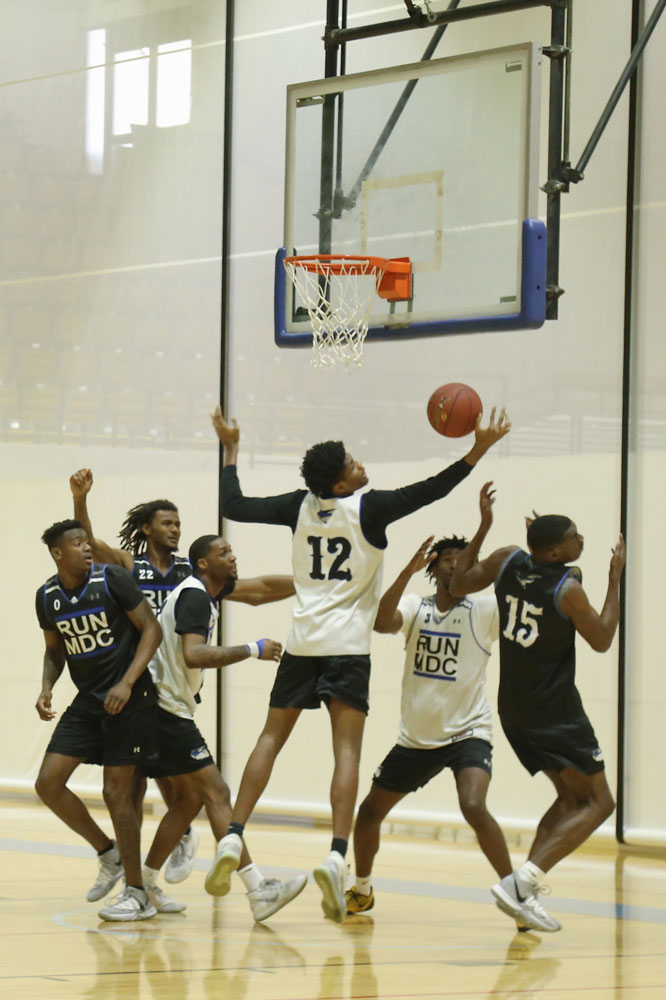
[274,218,546,346]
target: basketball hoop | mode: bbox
[283,254,412,368]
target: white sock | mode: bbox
[238,863,263,892]
[354,875,372,896]
[142,865,159,889]
[518,861,545,885]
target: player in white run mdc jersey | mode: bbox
[346,484,514,917]
[210,405,510,924]
[140,533,307,922]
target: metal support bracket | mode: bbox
[542,43,570,59]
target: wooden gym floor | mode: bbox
[2,796,666,999]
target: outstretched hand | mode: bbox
[609,533,626,581]
[406,536,436,578]
[479,481,496,528]
[211,406,240,449]
[70,468,93,498]
[464,407,511,465]
[258,639,282,662]
[525,508,540,531]
[475,407,511,448]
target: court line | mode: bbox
[2,837,666,926]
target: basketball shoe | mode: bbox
[345,886,375,915]
[165,827,200,884]
[87,843,124,902]
[205,832,242,896]
[247,875,308,922]
[98,886,157,922]
[313,852,347,923]
[491,871,561,933]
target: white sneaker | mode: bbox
[491,872,562,933]
[147,885,187,913]
[313,854,346,924]
[247,875,308,922]
[87,845,124,902]
[164,828,200,884]
[98,886,157,922]
[204,832,242,897]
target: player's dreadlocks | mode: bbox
[118,500,178,554]
[425,535,468,581]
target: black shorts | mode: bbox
[372,738,493,794]
[501,715,605,776]
[269,652,371,714]
[46,699,159,769]
[146,708,215,778]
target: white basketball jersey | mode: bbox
[396,593,498,749]
[148,576,218,719]
[287,492,383,656]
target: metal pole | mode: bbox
[318,0,340,253]
[543,0,568,319]
[217,0,235,770]
[616,0,643,846]
[327,0,552,46]
[571,0,664,180]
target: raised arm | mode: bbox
[374,536,434,634]
[362,408,511,542]
[70,469,131,569]
[211,406,239,466]
[449,546,515,597]
[35,630,66,720]
[182,633,282,669]
[103,600,162,715]
[226,575,295,606]
[212,408,304,526]
[450,485,518,596]
[559,534,626,651]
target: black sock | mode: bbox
[184,826,191,836]
[331,837,348,858]
[98,841,115,857]
[228,822,245,838]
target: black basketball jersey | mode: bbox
[36,563,156,707]
[130,554,191,615]
[494,549,584,728]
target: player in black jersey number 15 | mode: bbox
[451,499,625,933]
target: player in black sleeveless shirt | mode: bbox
[451,497,625,934]
[34,520,163,921]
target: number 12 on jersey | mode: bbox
[307,535,352,581]
[502,595,542,647]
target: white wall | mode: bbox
[1,1,665,848]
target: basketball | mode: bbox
[427,383,482,438]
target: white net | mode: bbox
[284,256,386,369]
